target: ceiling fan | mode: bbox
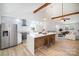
[51,3,79,21]
[33,3,79,21]
[60,3,70,21]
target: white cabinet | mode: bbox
[65,32,76,40]
[17,32,22,44]
[64,23,79,40]
[27,34,34,55]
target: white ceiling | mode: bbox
[0,3,43,19]
[0,3,79,24]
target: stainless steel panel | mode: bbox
[0,24,17,49]
[0,25,1,48]
[1,36,10,49]
[1,24,10,49]
[10,24,17,46]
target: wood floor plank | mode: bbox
[0,39,79,56]
[35,39,79,56]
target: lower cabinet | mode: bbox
[34,34,56,49]
[35,37,44,49]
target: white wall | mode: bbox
[0,3,47,44]
[0,3,46,21]
[0,4,3,24]
[0,3,46,31]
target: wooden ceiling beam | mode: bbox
[33,3,51,13]
[51,11,79,19]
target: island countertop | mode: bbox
[26,32,56,55]
[29,32,56,38]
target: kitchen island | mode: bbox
[26,32,56,55]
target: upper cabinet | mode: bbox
[63,3,79,14]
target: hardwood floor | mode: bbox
[0,39,79,56]
[0,42,32,56]
[35,39,79,56]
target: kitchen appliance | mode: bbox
[0,23,17,49]
[22,32,27,40]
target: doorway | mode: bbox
[22,32,27,43]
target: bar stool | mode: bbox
[44,36,50,48]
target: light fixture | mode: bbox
[61,19,64,22]
[16,19,21,24]
[43,18,47,21]
[60,3,70,22]
[60,17,70,22]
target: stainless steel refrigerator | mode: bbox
[0,24,17,49]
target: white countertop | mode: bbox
[27,32,56,55]
[29,32,56,38]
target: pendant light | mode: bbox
[60,3,65,22]
[60,3,70,22]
